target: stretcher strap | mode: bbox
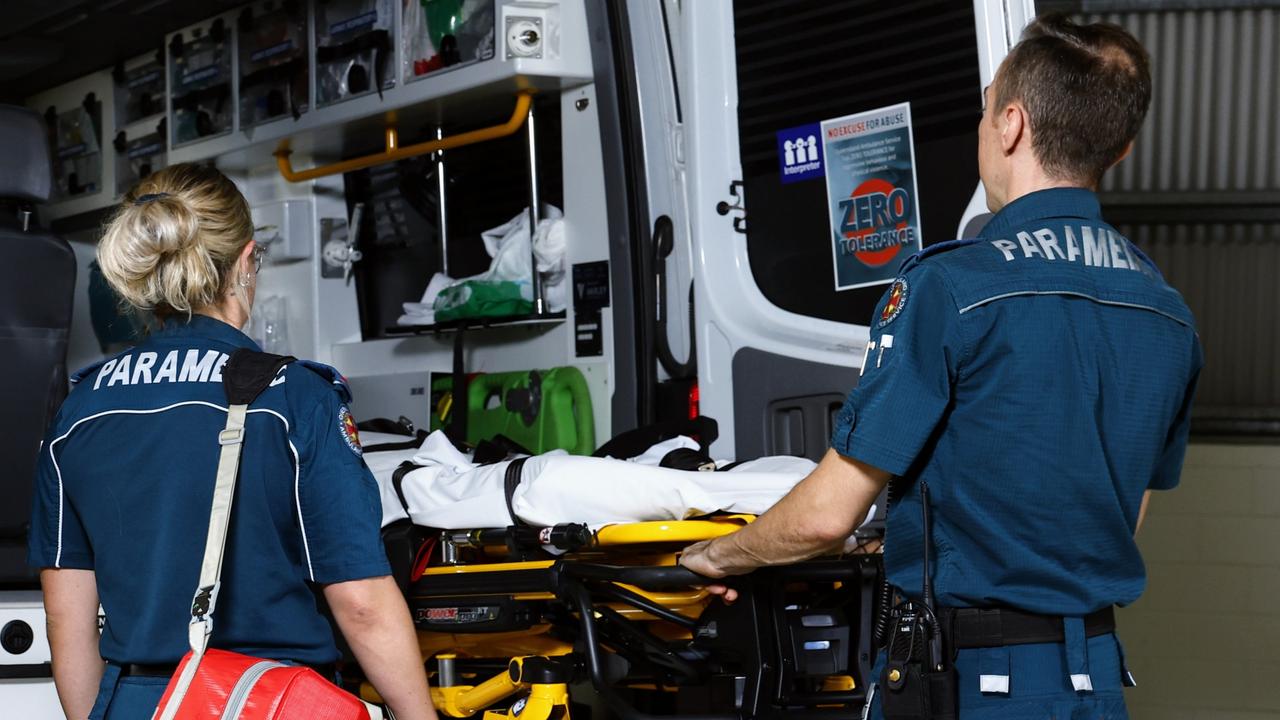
[446,324,468,447]
[592,416,719,458]
[391,461,422,514]
[411,536,438,582]
[504,457,530,527]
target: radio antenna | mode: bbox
[920,481,944,669]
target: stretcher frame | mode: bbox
[359,516,882,720]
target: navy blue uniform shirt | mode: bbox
[28,315,390,664]
[832,188,1203,615]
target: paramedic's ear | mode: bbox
[238,239,257,275]
[1000,101,1026,156]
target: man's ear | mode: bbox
[1000,103,1025,156]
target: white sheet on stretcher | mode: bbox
[363,430,828,530]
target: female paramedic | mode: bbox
[27,163,439,720]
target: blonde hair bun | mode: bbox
[98,164,253,317]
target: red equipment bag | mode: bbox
[152,351,382,720]
[154,649,374,720]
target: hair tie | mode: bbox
[133,192,171,205]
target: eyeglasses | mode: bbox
[251,243,268,274]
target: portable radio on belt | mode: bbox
[879,481,958,720]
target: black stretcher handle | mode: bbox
[563,563,710,588]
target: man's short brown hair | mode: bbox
[994,13,1152,185]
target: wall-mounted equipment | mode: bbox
[151,0,592,171]
[500,3,557,61]
[113,120,167,190]
[401,0,496,82]
[251,198,315,261]
[169,16,235,146]
[112,50,166,127]
[112,51,169,194]
[26,69,118,219]
[44,93,103,201]
[314,0,397,108]
[238,0,310,129]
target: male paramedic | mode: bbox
[679,13,1202,719]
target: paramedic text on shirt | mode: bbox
[27,164,439,720]
[679,13,1201,720]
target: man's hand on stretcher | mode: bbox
[679,449,890,603]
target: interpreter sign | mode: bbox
[821,102,922,290]
[775,122,824,184]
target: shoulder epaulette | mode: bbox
[297,360,353,403]
[898,238,984,274]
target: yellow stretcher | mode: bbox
[356,515,882,720]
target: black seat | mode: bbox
[0,105,77,587]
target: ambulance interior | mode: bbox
[6,1,1263,719]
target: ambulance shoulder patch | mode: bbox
[878,277,909,328]
[338,405,362,456]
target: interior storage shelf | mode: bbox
[382,311,565,337]
[166,0,591,172]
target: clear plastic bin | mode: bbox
[314,0,397,107]
[238,2,309,128]
[401,0,495,82]
[169,20,233,146]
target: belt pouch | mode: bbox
[880,601,928,720]
[879,662,958,720]
[880,660,928,720]
[924,665,958,720]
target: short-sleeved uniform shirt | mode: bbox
[28,315,390,665]
[831,188,1203,616]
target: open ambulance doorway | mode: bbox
[677,0,1027,460]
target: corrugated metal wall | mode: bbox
[1079,7,1280,433]
[1097,8,1280,193]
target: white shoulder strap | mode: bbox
[153,402,250,720]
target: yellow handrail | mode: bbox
[274,91,535,182]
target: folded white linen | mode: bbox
[396,272,455,326]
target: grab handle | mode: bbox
[552,367,595,455]
[275,91,534,182]
[563,563,709,589]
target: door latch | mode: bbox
[715,180,746,234]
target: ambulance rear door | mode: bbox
[681,0,1035,459]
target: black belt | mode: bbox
[120,663,177,677]
[949,606,1115,649]
[120,661,336,678]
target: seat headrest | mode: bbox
[0,105,53,203]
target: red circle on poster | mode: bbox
[844,178,910,268]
